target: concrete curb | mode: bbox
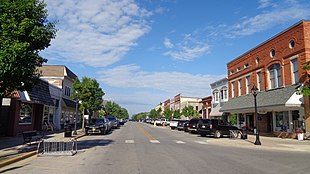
[0,133,85,169]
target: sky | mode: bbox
[41,0,310,116]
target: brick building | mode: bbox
[221,20,310,135]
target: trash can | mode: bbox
[64,125,72,137]
[241,130,248,139]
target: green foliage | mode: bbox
[72,77,105,117]
[182,106,199,118]
[229,113,237,125]
[132,112,147,121]
[149,109,157,119]
[163,108,172,119]
[0,0,56,97]
[302,61,310,96]
[173,110,181,119]
[103,101,129,119]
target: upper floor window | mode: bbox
[238,79,242,96]
[237,67,241,72]
[220,88,228,100]
[230,70,234,75]
[246,76,250,94]
[270,49,276,58]
[257,72,262,91]
[64,86,71,97]
[231,82,235,98]
[289,40,295,49]
[244,63,249,69]
[268,64,282,89]
[291,58,299,84]
[256,57,259,64]
[213,90,219,103]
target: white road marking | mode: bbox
[150,140,160,144]
[175,140,186,144]
[195,141,208,145]
[125,140,135,144]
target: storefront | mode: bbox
[220,84,305,135]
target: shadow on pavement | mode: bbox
[77,138,114,151]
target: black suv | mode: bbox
[188,118,200,133]
[105,115,120,129]
[197,119,240,138]
[85,118,108,135]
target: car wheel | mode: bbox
[214,130,221,138]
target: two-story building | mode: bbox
[210,78,228,120]
[39,65,80,129]
[221,20,310,136]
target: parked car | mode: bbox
[188,118,200,133]
[177,120,187,131]
[169,119,179,130]
[197,119,240,138]
[183,120,189,132]
[85,118,108,135]
[119,118,126,126]
[105,115,120,129]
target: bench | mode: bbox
[22,130,43,144]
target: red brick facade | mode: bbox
[226,20,310,134]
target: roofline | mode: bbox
[210,77,228,86]
[226,19,310,65]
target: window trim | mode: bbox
[291,58,299,84]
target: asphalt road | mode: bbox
[1,121,309,174]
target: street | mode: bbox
[1,121,309,174]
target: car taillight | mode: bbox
[210,124,212,129]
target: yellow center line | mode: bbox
[136,125,156,141]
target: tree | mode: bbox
[103,101,129,119]
[173,110,181,119]
[182,106,199,119]
[163,108,172,120]
[149,109,157,120]
[0,0,56,97]
[132,112,147,121]
[72,77,105,130]
[302,61,310,96]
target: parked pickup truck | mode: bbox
[169,119,179,130]
[197,119,240,138]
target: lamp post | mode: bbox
[251,85,261,145]
[73,98,78,135]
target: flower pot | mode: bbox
[297,133,304,141]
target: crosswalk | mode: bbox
[81,139,208,145]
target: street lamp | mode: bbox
[73,98,78,135]
[251,85,261,145]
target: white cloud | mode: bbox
[163,38,174,48]
[42,0,151,67]
[227,1,310,37]
[257,0,277,9]
[97,64,225,97]
[164,34,211,61]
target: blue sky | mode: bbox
[41,0,310,116]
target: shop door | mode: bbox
[0,106,9,136]
[266,112,272,132]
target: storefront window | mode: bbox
[19,103,32,124]
[275,111,289,131]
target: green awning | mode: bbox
[220,84,302,113]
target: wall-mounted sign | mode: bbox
[2,98,11,106]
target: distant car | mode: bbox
[85,118,108,135]
[183,120,189,132]
[177,120,187,131]
[119,118,126,126]
[105,115,120,129]
[197,119,240,138]
[169,119,179,130]
[188,118,200,134]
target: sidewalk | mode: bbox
[0,130,85,168]
[207,134,310,152]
